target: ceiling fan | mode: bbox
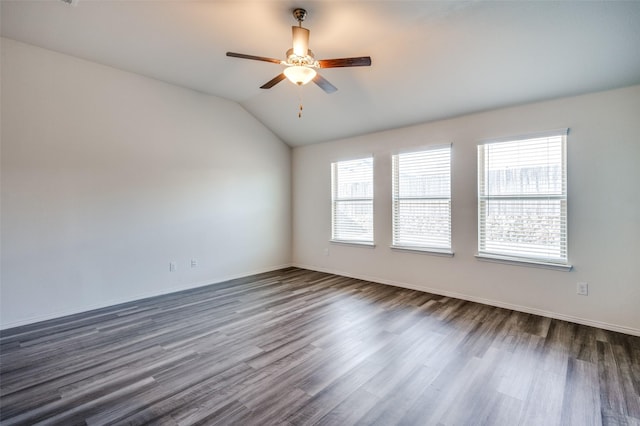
[226,8,371,95]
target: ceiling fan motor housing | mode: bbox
[286,48,318,67]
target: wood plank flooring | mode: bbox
[1,267,639,425]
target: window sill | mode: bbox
[475,254,573,271]
[330,240,376,248]
[390,245,454,257]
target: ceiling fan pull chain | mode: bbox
[298,86,304,118]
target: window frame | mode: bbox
[476,129,571,270]
[391,144,453,255]
[330,156,375,246]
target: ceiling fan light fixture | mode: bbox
[284,65,316,86]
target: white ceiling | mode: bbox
[2,1,640,146]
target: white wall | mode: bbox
[0,38,291,328]
[292,85,640,335]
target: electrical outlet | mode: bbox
[323,248,329,256]
[577,282,588,296]
[191,259,198,268]
[169,262,177,272]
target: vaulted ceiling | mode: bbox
[2,1,640,146]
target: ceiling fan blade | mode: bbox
[313,74,337,94]
[318,56,372,68]
[260,73,287,89]
[226,52,282,64]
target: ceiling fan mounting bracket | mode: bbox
[292,8,307,24]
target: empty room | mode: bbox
[1,1,639,425]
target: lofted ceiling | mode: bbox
[2,1,640,147]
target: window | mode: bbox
[331,157,374,244]
[478,129,569,267]
[392,145,452,253]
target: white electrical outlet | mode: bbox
[323,248,329,256]
[191,259,198,268]
[577,282,588,296]
[169,262,177,272]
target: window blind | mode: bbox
[478,130,568,264]
[392,145,451,251]
[331,157,374,243]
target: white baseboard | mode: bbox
[0,263,293,331]
[292,263,640,337]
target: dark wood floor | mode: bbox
[1,268,639,425]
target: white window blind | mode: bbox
[478,130,568,265]
[331,157,374,244]
[392,145,452,252]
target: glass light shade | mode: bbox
[284,66,317,85]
